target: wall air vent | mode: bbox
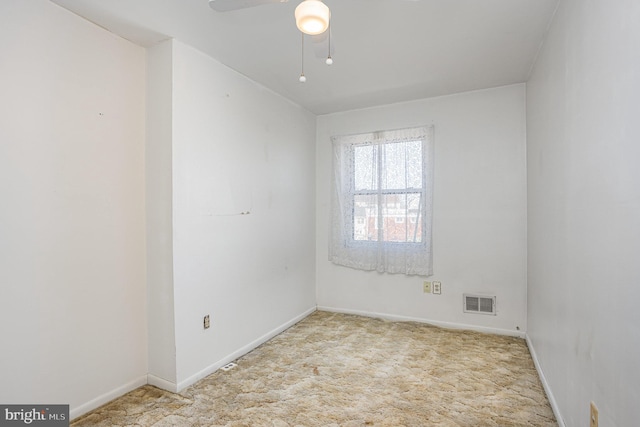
[463,294,496,315]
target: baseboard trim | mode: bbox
[526,334,565,427]
[175,306,317,392]
[317,306,525,338]
[70,375,147,421]
[71,307,317,419]
[147,374,178,393]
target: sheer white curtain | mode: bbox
[329,125,434,276]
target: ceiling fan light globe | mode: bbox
[295,0,330,35]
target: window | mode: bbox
[351,140,423,243]
[329,126,434,276]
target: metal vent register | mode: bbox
[463,294,496,315]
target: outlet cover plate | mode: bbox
[433,281,442,294]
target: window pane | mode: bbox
[381,140,422,190]
[381,193,423,243]
[353,194,378,241]
[353,144,378,191]
[406,193,423,243]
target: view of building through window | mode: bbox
[353,194,423,242]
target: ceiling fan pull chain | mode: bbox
[326,22,333,66]
[299,32,307,83]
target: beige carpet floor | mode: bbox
[72,311,557,426]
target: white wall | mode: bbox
[165,40,317,388]
[0,0,147,418]
[526,1,640,426]
[146,41,177,387]
[316,85,527,335]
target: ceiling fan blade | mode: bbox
[208,0,288,12]
[311,29,335,60]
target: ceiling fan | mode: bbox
[208,0,334,82]
[208,0,329,35]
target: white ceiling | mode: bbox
[50,0,558,115]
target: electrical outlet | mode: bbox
[423,281,431,293]
[433,281,442,294]
[590,402,598,427]
[204,315,210,329]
